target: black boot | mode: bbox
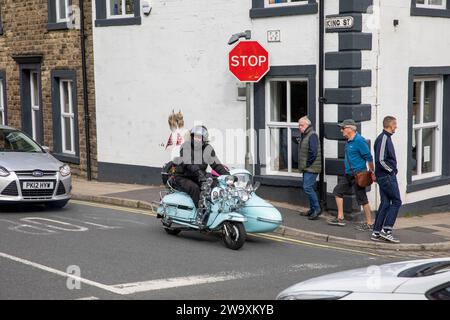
[308,209,322,220]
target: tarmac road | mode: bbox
[0,200,402,300]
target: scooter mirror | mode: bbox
[253,181,261,192]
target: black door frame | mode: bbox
[13,56,44,143]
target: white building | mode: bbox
[91,0,450,216]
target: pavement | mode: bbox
[71,178,450,252]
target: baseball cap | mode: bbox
[338,119,357,128]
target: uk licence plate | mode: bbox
[22,182,54,190]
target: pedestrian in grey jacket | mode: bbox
[295,116,322,220]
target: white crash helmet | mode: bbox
[190,125,209,143]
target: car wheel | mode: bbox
[45,200,69,209]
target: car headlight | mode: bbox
[0,166,10,177]
[277,290,351,300]
[59,164,71,177]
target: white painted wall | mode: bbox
[93,0,319,170]
[377,0,450,205]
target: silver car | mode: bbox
[0,125,71,208]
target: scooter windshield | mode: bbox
[234,173,253,189]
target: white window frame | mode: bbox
[266,0,308,7]
[412,76,443,181]
[30,72,40,141]
[265,77,308,177]
[106,0,135,19]
[59,80,75,155]
[56,0,70,23]
[416,0,447,10]
[0,81,4,125]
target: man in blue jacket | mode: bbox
[372,116,402,243]
[329,119,375,230]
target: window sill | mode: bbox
[47,22,71,31]
[411,7,450,18]
[95,17,142,27]
[254,175,301,188]
[406,175,450,193]
[52,153,80,165]
[250,3,318,19]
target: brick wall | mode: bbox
[0,0,97,178]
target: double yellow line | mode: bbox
[72,199,384,257]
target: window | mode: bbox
[0,2,3,35]
[95,0,141,27]
[411,78,443,181]
[411,0,450,17]
[51,70,79,164]
[30,71,40,141]
[59,80,75,154]
[416,0,446,9]
[56,0,70,22]
[427,282,450,300]
[48,0,73,30]
[267,0,308,6]
[107,0,134,18]
[266,79,308,176]
[0,75,5,125]
[250,0,317,19]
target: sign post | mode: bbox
[228,41,270,173]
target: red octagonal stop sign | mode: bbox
[229,41,270,83]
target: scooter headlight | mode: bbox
[238,190,250,202]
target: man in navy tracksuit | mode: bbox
[372,116,402,243]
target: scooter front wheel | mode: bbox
[222,222,246,250]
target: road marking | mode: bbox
[113,273,249,295]
[22,217,89,232]
[70,200,156,217]
[71,200,390,258]
[76,296,99,300]
[288,263,339,271]
[0,251,122,295]
[0,251,252,296]
[250,233,385,258]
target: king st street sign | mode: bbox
[325,16,354,30]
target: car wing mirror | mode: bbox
[42,146,50,153]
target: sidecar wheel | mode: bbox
[222,222,246,250]
[164,227,181,236]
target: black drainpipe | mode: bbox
[79,0,92,181]
[318,0,326,208]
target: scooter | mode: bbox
[156,169,283,250]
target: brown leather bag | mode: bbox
[354,171,374,188]
[345,145,374,188]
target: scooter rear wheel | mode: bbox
[164,227,181,236]
[222,222,246,250]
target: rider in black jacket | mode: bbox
[173,126,229,211]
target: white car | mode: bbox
[277,258,450,300]
[0,125,71,208]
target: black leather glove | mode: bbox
[198,171,207,183]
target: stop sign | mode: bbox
[229,41,270,83]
